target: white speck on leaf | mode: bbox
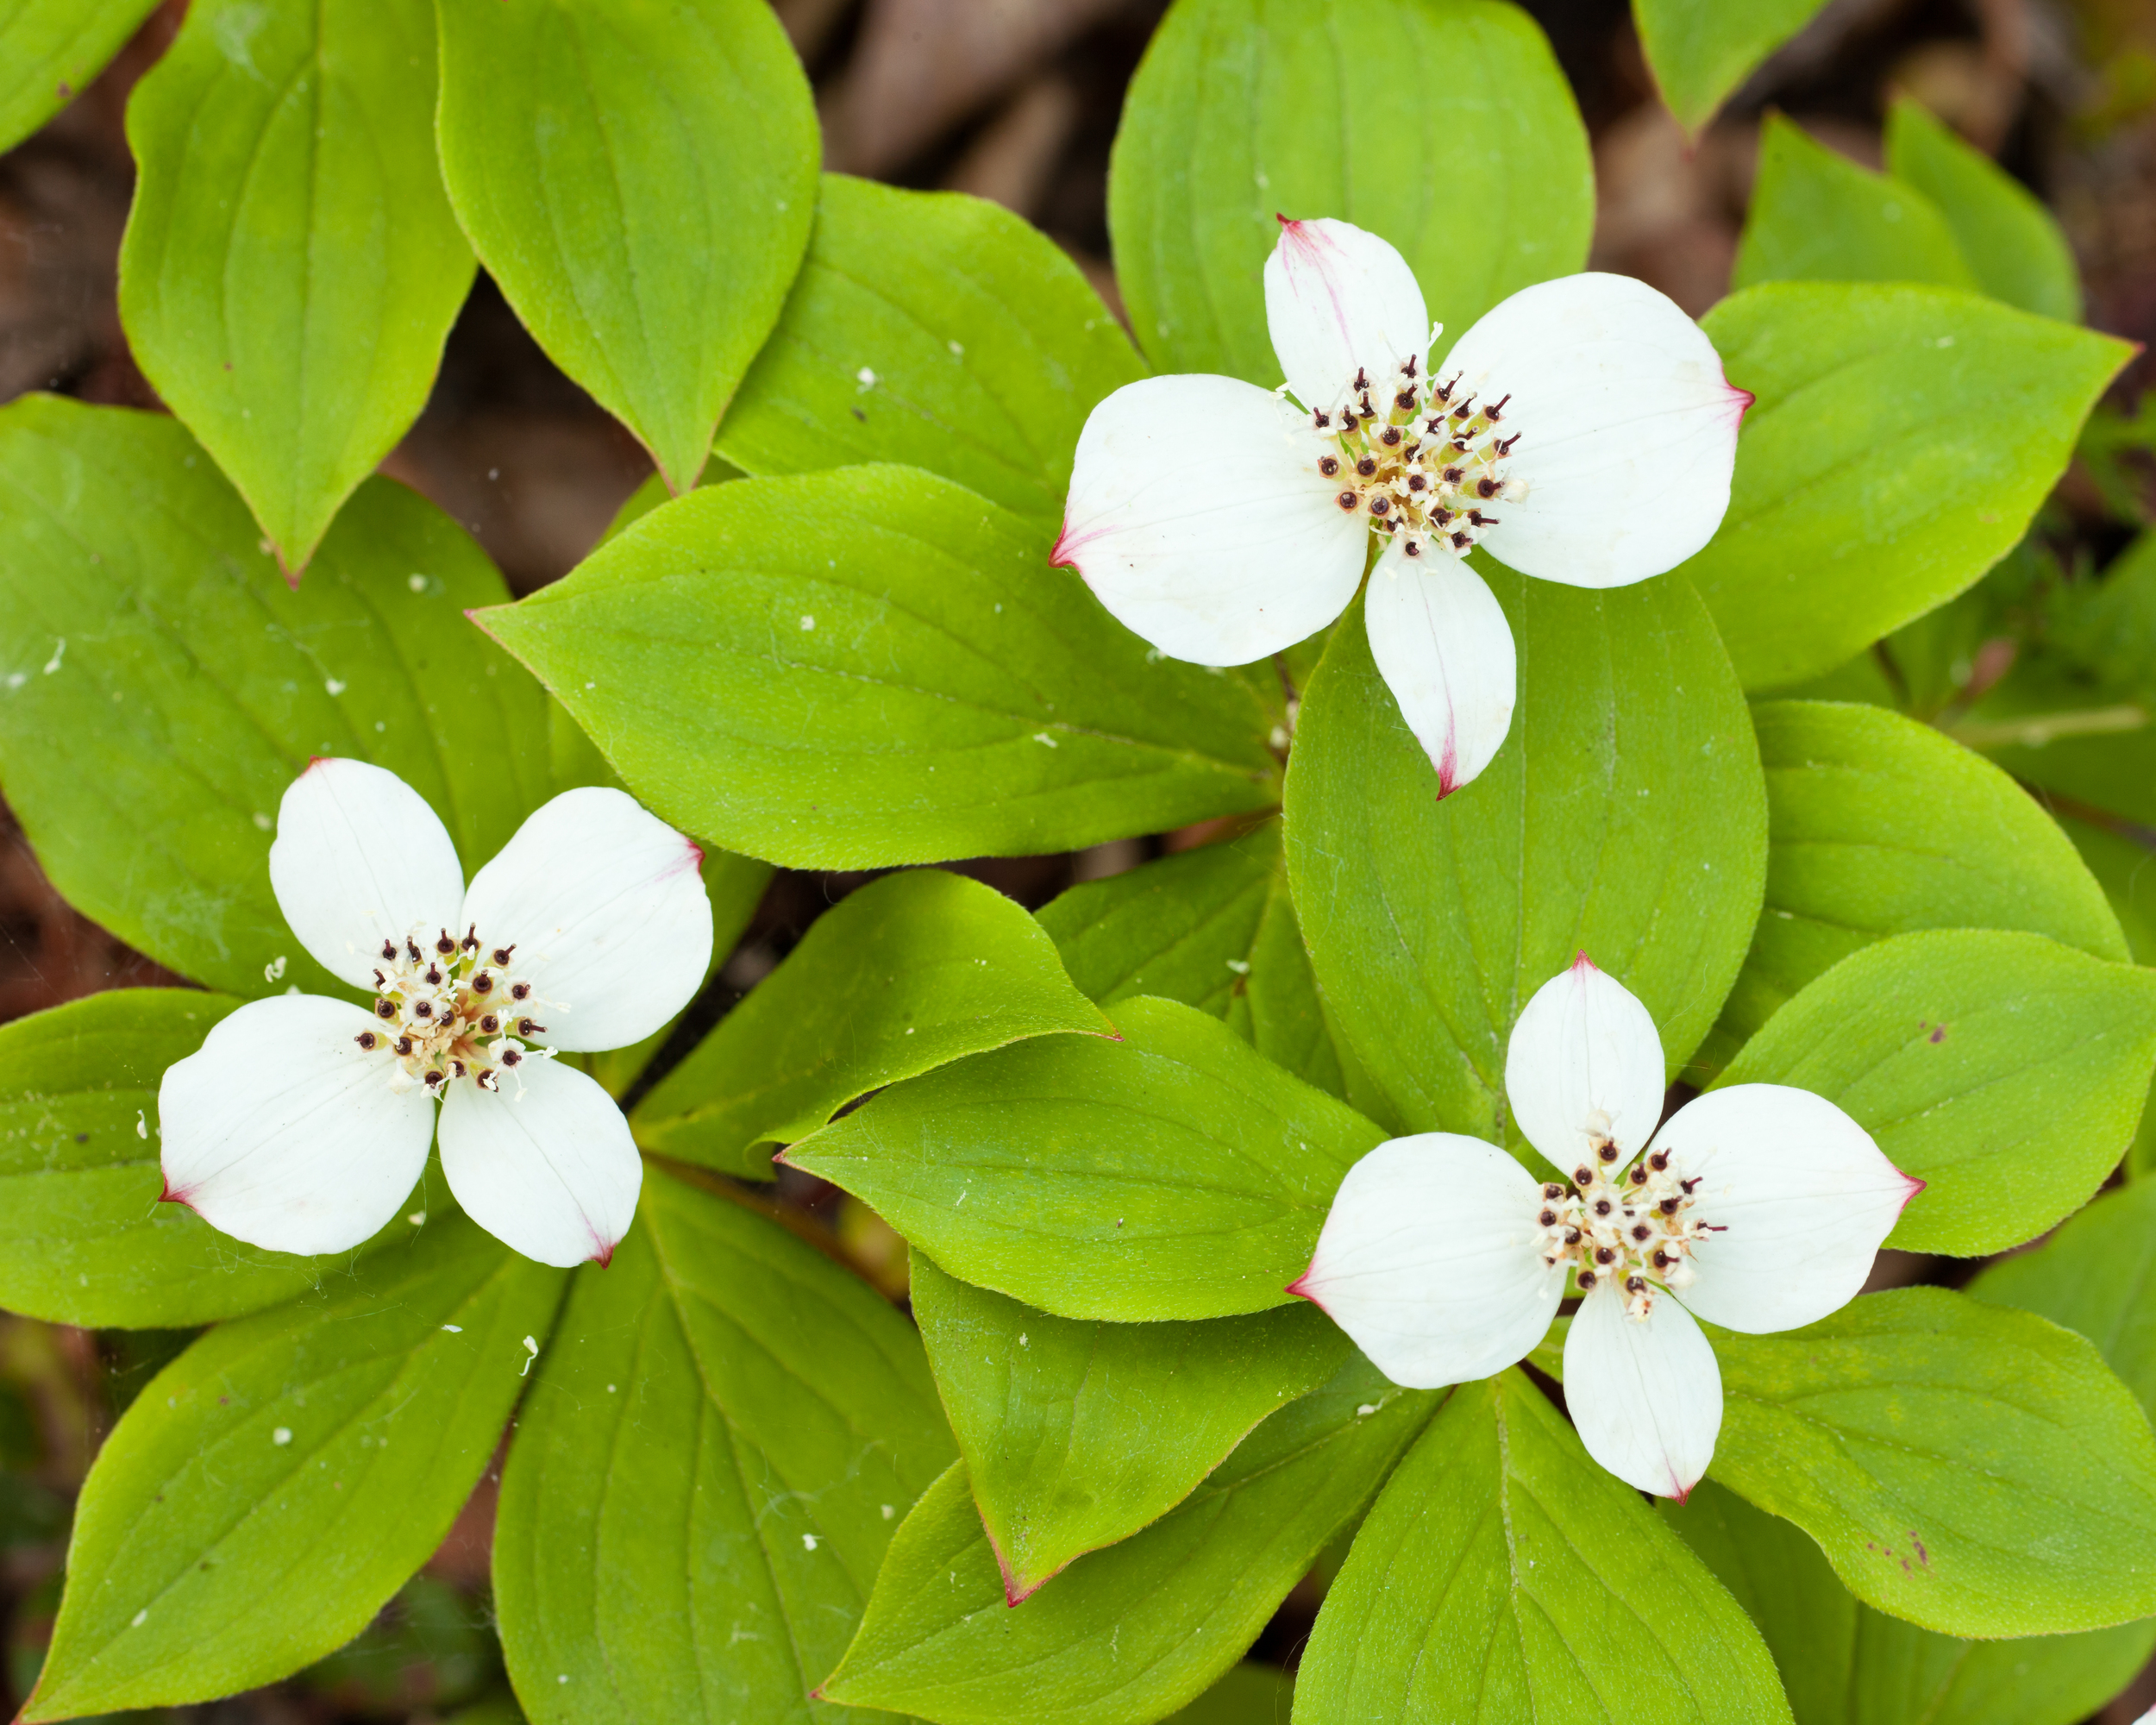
[1033,731,1059,748]
[324,678,346,697]
[882,1504,894,1520]
[800,615,815,630]
[856,367,878,390]
[42,638,64,674]
[273,1426,292,1446]
[131,1609,147,1628]
[1225,958,1250,975]
[252,811,273,831]
[263,955,287,983]
[407,1211,426,1226]
[803,1533,819,1552]
[521,1334,539,1375]
[442,1323,462,1333]
[135,1110,148,1139]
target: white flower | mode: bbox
[1291,954,1921,1497]
[158,759,713,1268]
[1055,218,1751,794]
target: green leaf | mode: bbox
[1708,701,2127,1060]
[632,868,1111,1175]
[434,0,818,494]
[1666,1477,2153,1725]
[1284,572,1764,1148]
[1108,0,1590,386]
[1885,97,2082,323]
[25,1214,565,1718]
[1707,1286,2156,1637]
[787,994,1382,1321]
[0,397,551,999]
[718,175,1144,522]
[0,989,426,1327]
[1732,114,1977,295]
[494,1171,953,1725]
[1715,927,2156,1253]
[910,1251,1348,1601]
[476,466,1279,868]
[1971,1175,2156,1419]
[1685,284,2131,692]
[1164,1664,1293,1724]
[0,0,159,153]
[118,0,475,573]
[818,1358,1439,1724]
[1296,1372,1790,1724]
[1632,0,1829,135]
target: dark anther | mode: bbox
[1359,396,1376,420]
[1425,417,1444,434]
[1543,1183,1566,1200]
[1380,426,1401,447]
[1538,1208,1557,1226]
[1434,506,1455,525]
[471,972,493,994]
[1313,408,1330,428]
[492,945,515,966]
[500,1047,523,1068]
[1394,390,1416,411]
[1451,531,1470,549]
[1628,1164,1648,1186]
[373,969,388,989]
[394,1034,415,1056]
[374,998,396,1020]
[1593,1198,1614,1217]
[423,1070,445,1088]
[480,1013,501,1034]
[1369,496,1390,516]
[1597,1144,1620,1163]
[1652,1250,1671,1268]
[1356,456,1377,477]
[462,924,479,950]
[1578,1270,1598,1289]
[412,1000,433,1019]
[424,963,443,985]
[1594,1245,1616,1265]
[1407,473,1427,492]
[1432,378,1454,402]
[517,1018,543,1036]
[1574,1164,1594,1185]
[452,1059,467,1078]
[1337,491,1359,511]
[1443,465,1463,484]
[1451,396,1476,420]
[405,938,423,963]
[1353,367,1369,392]
[1648,1151,1670,1171]
[355,1031,379,1051]
[1319,455,1340,476]
[1659,1196,1681,1215]
[436,931,455,956]
[1631,1223,1651,1242]
[1495,433,1520,455]
[1682,1176,1702,1193]
[1564,1226,1583,1245]
[1485,393,1512,421]
[511,982,531,1000]
[1626,1275,1646,1293]
[1402,354,1420,378]
[1404,539,1423,558]
[380,939,398,963]
[1477,477,1498,499]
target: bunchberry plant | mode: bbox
[1,0,2154,1721]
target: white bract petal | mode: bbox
[159,994,436,1256]
[1056,373,1365,666]
[460,786,711,1052]
[1649,1084,1921,1333]
[438,1055,642,1267]
[1439,273,1750,589]
[1564,1283,1721,1498]
[270,757,466,989]
[1364,536,1516,794]
[1264,218,1431,416]
[1294,1133,1563,1389]
[1505,954,1667,1172]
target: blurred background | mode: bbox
[3,0,2155,1717]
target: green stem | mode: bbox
[1946,704,2150,750]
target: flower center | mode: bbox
[1307,351,1525,562]
[1529,1109,1721,1320]
[352,925,551,1096]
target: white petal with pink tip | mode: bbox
[1650,1083,1919,1333]
[460,786,712,1052]
[1364,538,1516,794]
[1505,956,1668,1170]
[1264,217,1432,416]
[270,757,465,989]
[1294,1133,1563,1390]
[158,994,436,1257]
[1057,373,1365,666]
[1564,1283,1722,1498]
[1439,273,1749,589]
[437,1055,642,1268]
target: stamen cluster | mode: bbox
[1307,347,1526,561]
[354,925,548,1096]
[1530,1110,1720,1320]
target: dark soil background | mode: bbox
[3,0,2155,1717]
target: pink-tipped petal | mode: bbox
[1364,537,1515,794]
[1651,1083,1917,1334]
[157,994,436,1256]
[1264,217,1431,415]
[436,1055,641,1268]
[1440,273,1746,589]
[1505,956,1669,1170]
[1564,1283,1721,1498]
[459,787,711,1053]
[1297,1133,1562,1390]
[1060,373,1366,665]
[269,758,466,989]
